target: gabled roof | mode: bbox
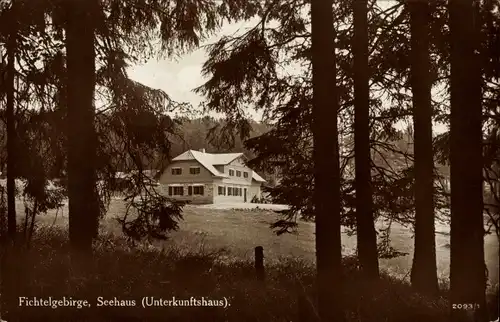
[171,150,266,182]
[212,153,245,165]
[252,171,266,183]
[172,150,227,177]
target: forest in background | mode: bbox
[0,114,453,189]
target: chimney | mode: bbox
[200,148,206,153]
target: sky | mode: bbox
[127,48,206,112]
[125,0,397,117]
[127,20,261,120]
[126,15,448,134]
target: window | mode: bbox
[230,187,240,196]
[171,167,182,175]
[243,172,249,178]
[169,186,183,196]
[193,186,204,195]
[236,171,241,177]
[190,167,200,175]
[229,169,235,176]
[218,186,226,195]
[188,185,204,195]
[239,188,242,196]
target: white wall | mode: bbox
[212,178,260,203]
[219,157,254,185]
[248,182,262,201]
[159,183,215,204]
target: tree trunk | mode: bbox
[408,0,439,296]
[449,0,488,321]
[65,0,98,254]
[6,0,17,244]
[1,2,18,319]
[353,0,380,281]
[311,0,344,321]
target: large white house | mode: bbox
[159,149,266,204]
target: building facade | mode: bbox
[158,149,266,204]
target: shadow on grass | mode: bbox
[1,227,497,322]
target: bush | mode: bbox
[251,195,271,204]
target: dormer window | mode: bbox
[229,169,235,176]
[243,172,249,178]
[190,167,200,175]
[236,171,241,177]
[171,167,182,175]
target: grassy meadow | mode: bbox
[5,196,498,321]
[23,199,499,288]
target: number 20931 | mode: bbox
[452,303,480,310]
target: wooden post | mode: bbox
[254,246,264,281]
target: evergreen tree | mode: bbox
[408,0,439,295]
[5,0,17,243]
[1,1,18,318]
[353,0,379,281]
[311,0,345,320]
[64,0,99,254]
[449,0,488,320]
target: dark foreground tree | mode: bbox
[5,0,16,243]
[353,0,379,281]
[1,1,18,319]
[408,0,439,295]
[449,0,488,320]
[64,0,99,254]
[311,0,344,321]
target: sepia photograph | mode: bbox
[0,0,498,321]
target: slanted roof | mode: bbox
[252,171,266,183]
[211,153,244,165]
[171,150,266,182]
[172,150,227,177]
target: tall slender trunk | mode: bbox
[408,0,439,296]
[6,0,17,244]
[449,0,487,321]
[353,0,379,281]
[65,0,98,254]
[1,2,18,320]
[311,0,344,321]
